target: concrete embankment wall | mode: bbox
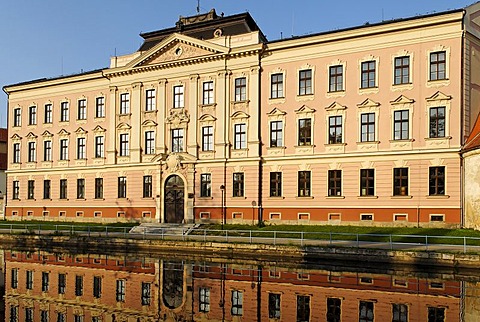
[0,234,478,269]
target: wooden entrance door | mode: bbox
[164,175,184,223]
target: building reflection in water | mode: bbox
[2,248,480,321]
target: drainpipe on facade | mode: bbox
[460,24,466,229]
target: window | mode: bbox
[95,178,103,199]
[59,139,68,160]
[202,126,214,151]
[173,85,184,108]
[392,304,408,322]
[145,131,155,154]
[327,298,341,322]
[116,279,126,302]
[231,290,243,316]
[118,176,127,198]
[75,275,83,296]
[141,282,151,305]
[328,170,342,196]
[28,106,37,125]
[429,107,445,138]
[296,295,310,322]
[77,137,86,159]
[44,104,53,123]
[13,143,20,163]
[299,69,312,95]
[430,51,446,81]
[328,116,342,144]
[361,113,375,142]
[26,270,33,290]
[171,128,184,152]
[74,315,83,322]
[25,308,33,322]
[77,99,86,120]
[428,307,445,322]
[233,172,244,197]
[143,175,152,198]
[120,93,130,114]
[12,181,19,200]
[41,310,48,322]
[359,301,374,322]
[60,179,67,199]
[58,273,66,294]
[203,81,214,105]
[270,172,282,197]
[298,118,312,146]
[43,140,52,161]
[200,174,211,197]
[77,179,85,199]
[394,110,409,140]
[298,171,311,197]
[93,276,102,298]
[145,89,156,111]
[270,121,283,147]
[60,102,69,122]
[234,123,246,149]
[95,136,104,158]
[95,97,105,118]
[271,73,284,98]
[199,287,210,312]
[27,180,34,199]
[360,169,375,196]
[57,313,66,322]
[43,180,51,199]
[429,166,445,196]
[329,65,343,92]
[11,268,18,289]
[394,168,409,196]
[28,142,36,162]
[13,108,21,127]
[119,133,129,156]
[269,293,281,319]
[235,77,247,101]
[361,61,376,88]
[394,56,410,85]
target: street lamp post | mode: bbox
[220,185,225,229]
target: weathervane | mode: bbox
[197,0,200,13]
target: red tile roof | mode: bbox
[464,112,480,152]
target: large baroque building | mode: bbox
[4,5,480,227]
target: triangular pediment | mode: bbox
[58,129,70,136]
[42,130,53,137]
[267,107,286,116]
[357,98,380,108]
[128,33,228,69]
[26,132,37,139]
[426,91,452,102]
[117,123,131,130]
[199,114,217,122]
[92,125,106,133]
[325,101,347,110]
[75,127,87,134]
[11,134,21,140]
[390,95,414,105]
[294,105,316,114]
[231,111,250,119]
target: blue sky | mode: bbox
[0,0,475,127]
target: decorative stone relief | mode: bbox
[166,108,190,127]
[165,154,183,173]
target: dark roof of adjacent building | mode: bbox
[138,9,266,51]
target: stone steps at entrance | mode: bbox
[129,223,199,236]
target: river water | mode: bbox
[1,245,479,321]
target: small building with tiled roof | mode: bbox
[463,113,480,229]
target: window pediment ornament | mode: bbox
[11,134,21,141]
[75,127,87,134]
[166,108,190,127]
[142,119,158,127]
[300,63,313,70]
[267,107,286,117]
[42,130,53,138]
[92,125,106,133]
[295,105,316,114]
[199,114,217,122]
[116,123,132,130]
[390,95,415,105]
[325,101,347,111]
[426,91,452,102]
[25,132,37,139]
[357,98,380,109]
[57,129,70,137]
[231,111,250,120]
